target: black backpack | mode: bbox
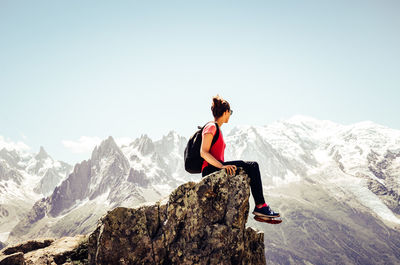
[184,122,220,174]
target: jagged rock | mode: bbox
[88,168,266,265]
[0,252,25,265]
[1,238,54,255]
[49,159,92,217]
[0,235,88,265]
[24,235,87,265]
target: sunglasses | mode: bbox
[229,109,233,115]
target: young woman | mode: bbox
[200,95,280,218]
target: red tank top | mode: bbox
[201,122,226,171]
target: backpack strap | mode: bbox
[211,122,220,148]
[199,121,220,148]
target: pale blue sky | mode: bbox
[1,0,399,165]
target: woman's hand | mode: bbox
[222,165,237,175]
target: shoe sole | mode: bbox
[254,216,282,224]
[252,211,280,218]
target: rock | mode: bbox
[1,238,54,255]
[88,168,266,265]
[23,235,87,265]
[0,252,25,265]
[0,235,88,265]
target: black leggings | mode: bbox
[201,160,266,205]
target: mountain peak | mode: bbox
[160,130,182,143]
[137,134,154,155]
[91,136,121,161]
[35,146,49,160]
[100,136,118,149]
[166,130,178,137]
[139,134,149,140]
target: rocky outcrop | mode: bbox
[366,149,400,214]
[0,235,88,265]
[88,168,265,265]
[2,168,265,264]
[1,238,54,255]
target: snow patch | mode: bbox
[332,175,400,224]
[153,184,174,197]
[313,149,331,164]
[140,187,167,203]
[272,170,301,186]
[0,231,9,242]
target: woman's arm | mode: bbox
[200,133,224,168]
[200,133,237,175]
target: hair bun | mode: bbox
[211,94,230,119]
[213,95,223,106]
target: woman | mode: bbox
[200,95,280,219]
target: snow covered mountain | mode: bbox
[0,145,72,244]
[223,115,400,264]
[6,132,194,244]
[224,115,400,226]
[4,115,400,263]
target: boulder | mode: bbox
[88,168,265,265]
[0,235,87,265]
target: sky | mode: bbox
[1,0,399,165]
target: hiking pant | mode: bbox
[201,160,266,205]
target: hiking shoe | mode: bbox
[252,205,280,218]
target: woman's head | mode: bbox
[211,95,232,122]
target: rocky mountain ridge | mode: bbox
[1,168,264,265]
[0,146,72,245]
[6,133,191,245]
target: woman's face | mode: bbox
[224,109,232,123]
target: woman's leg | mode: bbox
[203,160,279,218]
[222,160,266,205]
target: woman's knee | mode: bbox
[224,160,258,173]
